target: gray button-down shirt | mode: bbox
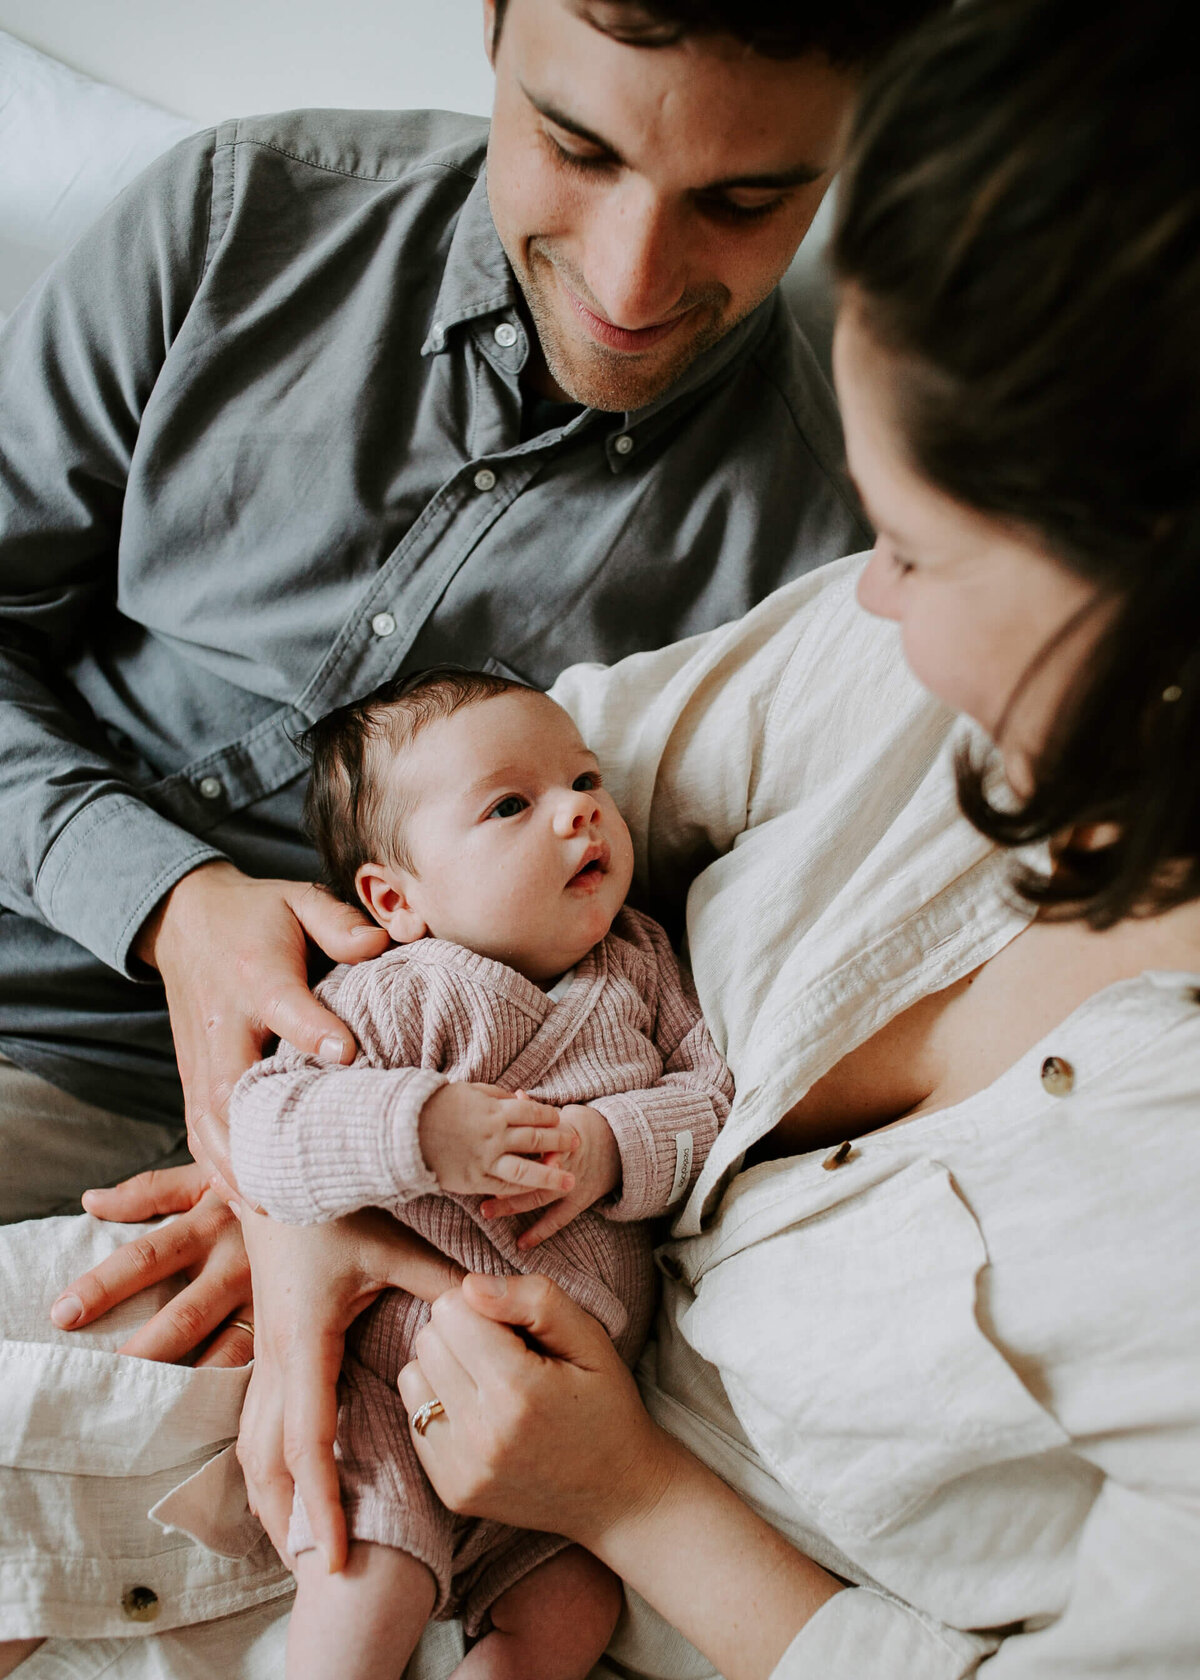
[0,108,868,1123]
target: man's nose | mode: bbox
[584,185,689,329]
[554,790,602,835]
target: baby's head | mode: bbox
[302,669,635,984]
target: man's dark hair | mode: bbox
[493,0,944,68]
[301,667,531,907]
[834,0,1200,927]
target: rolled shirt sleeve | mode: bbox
[773,1588,992,1679]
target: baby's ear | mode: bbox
[354,862,428,944]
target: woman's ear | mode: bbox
[355,862,428,944]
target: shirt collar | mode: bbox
[421,164,517,355]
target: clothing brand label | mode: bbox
[670,1130,694,1204]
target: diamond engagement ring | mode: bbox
[410,1398,446,1436]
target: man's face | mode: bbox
[483,0,856,411]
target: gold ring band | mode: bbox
[229,1319,254,1337]
[410,1398,446,1436]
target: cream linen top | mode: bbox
[1,556,1197,1677]
[552,554,1200,1679]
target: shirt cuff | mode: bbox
[34,791,225,978]
[772,1586,989,1679]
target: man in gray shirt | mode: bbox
[0,0,931,1360]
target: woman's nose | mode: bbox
[855,542,904,622]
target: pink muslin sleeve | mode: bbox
[590,910,733,1222]
[229,959,444,1224]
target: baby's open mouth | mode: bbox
[568,843,609,886]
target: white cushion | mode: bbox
[0,29,198,316]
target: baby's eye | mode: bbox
[489,795,528,819]
[573,771,600,792]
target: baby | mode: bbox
[228,667,733,1680]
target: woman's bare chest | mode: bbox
[761,918,1167,1158]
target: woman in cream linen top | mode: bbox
[387,3,1200,1677]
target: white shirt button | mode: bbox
[197,776,222,801]
[493,321,518,348]
[614,434,634,456]
[371,611,397,638]
[473,468,497,492]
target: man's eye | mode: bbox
[489,796,528,819]
[573,771,600,792]
[697,192,787,226]
[546,132,614,174]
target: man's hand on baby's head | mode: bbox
[418,1083,579,1199]
[481,1103,621,1247]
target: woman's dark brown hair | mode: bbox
[833,0,1200,926]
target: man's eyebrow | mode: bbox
[523,86,826,191]
[523,88,627,162]
[704,164,828,192]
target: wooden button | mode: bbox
[822,1140,855,1171]
[121,1585,160,1622]
[1040,1055,1075,1097]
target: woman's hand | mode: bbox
[237,1203,464,1571]
[399,1275,843,1680]
[397,1273,670,1545]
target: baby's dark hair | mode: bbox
[301,667,533,907]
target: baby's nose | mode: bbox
[558,791,600,832]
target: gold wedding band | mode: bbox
[229,1319,255,1338]
[410,1398,446,1436]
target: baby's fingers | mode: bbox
[516,1196,583,1249]
[479,1187,559,1219]
[503,1124,580,1158]
[489,1155,575,1194]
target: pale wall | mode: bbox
[0,0,494,123]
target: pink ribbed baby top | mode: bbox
[229,906,731,1629]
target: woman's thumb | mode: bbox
[461,1273,600,1361]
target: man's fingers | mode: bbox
[260,982,361,1066]
[197,1311,256,1368]
[287,881,390,967]
[283,1335,350,1572]
[52,1199,221,1332]
[238,1371,296,1565]
[489,1155,575,1193]
[80,1161,209,1223]
[117,1261,246,1363]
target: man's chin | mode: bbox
[542,326,724,413]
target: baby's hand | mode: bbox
[481,1103,620,1247]
[418,1083,578,1198]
